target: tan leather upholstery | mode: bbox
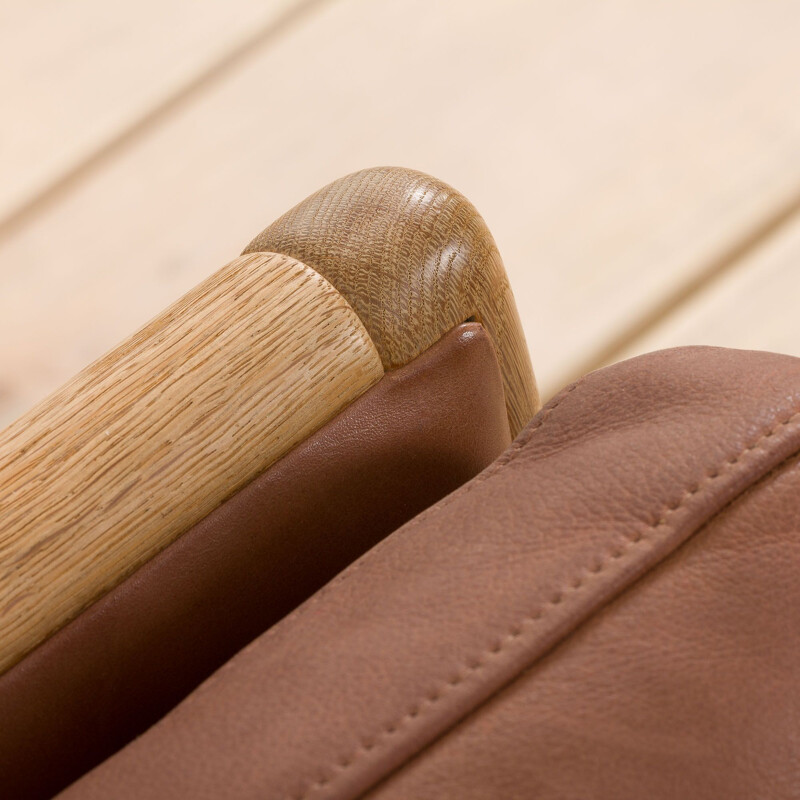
[0,323,511,800]
[60,345,800,799]
[369,447,800,799]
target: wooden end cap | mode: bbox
[243,166,539,437]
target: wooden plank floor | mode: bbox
[1,0,799,427]
[616,212,800,365]
[0,0,309,227]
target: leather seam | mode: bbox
[179,377,586,699]
[150,378,585,784]
[152,348,583,747]
[294,404,800,800]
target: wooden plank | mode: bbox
[611,212,800,364]
[2,0,800,424]
[0,0,308,228]
[0,252,383,674]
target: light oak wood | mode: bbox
[245,167,539,436]
[2,0,800,419]
[0,252,383,674]
[612,211,800,364]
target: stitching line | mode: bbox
[293,405,800,800]
[176,378,587,708]
[161,377,587,740]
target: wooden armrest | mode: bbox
[244,166,539,436]
[0,167,538,674]
[0,253,382,672]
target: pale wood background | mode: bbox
[1,0,799,426]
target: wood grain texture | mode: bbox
[0,252,383,674]
[613,212,800,363]
[2,0,800,419]
[244,167,539,437]
[0,0,308,228]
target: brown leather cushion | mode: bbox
[0,322,511,800]
[60,345,800,799]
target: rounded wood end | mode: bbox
[243,167,539,437]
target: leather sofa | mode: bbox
[1,168,797,799]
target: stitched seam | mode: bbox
[293,405,800,800]
[170,378,589,715]
[276,379,583,627]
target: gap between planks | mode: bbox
[0,0,332,245]
[562,178,800,387]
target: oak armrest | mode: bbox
[0,166,537,674]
